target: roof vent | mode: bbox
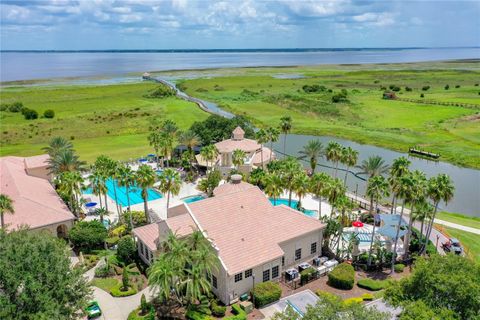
[231,174,242,184]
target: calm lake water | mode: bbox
[1,47,479,82]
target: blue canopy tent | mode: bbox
[376,214,408,240]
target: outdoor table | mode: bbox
[298,262,312,272]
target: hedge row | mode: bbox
[224,304,247,320]
[357,278,388,291]
[110,283,138,297]
[251,281,282,308]
[327,263,355,290]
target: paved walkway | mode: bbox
[433,218,480,235]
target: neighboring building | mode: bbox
[133,179,325,305]
[0,156,75,237]
[196,126,274,177]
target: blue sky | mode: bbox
[1,0,479,50]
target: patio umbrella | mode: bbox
[85,202,97,208]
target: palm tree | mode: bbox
[43,136,73,158]
[293,172,310,209]
[299,139,323,173]
[333,195,354,256]
[365,175,390,266]
[158,168,182,209]
[414,199,433,243]
[403,170,427,259]
[89,167,107,215]
[255,129,269,169]
[105,159,121,215]
[232,149,246,170]
[279,116,292,156]
[47,148,85,175]
[0,194,14,229]
[279,158,302,207]
[388,157,411,214]
[356,155,389,178]
[94,155,112,213]
[162,120,179,167]
[56,171,84,217]
[326,178,346,217]
[341,147,358,186]
[421,174,454,255]
[266,126,280,161]
[200,144,219,175]
[179,130,200,170]
[117,164,135,228]
[309,172,331,218]
[135,164,157,223]
[325,141,342,178]
[148,256,179,303]
[148,131,163,168]
[263,173,283,205]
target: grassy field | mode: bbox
[175,61,480,168]
[437,225,480,263]
[437,211,480,229]
[0,82,208,163]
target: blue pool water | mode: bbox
[183,195,206,203]
[83,178,162,207]
[269,198,316,217]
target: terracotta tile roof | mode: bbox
[187,185,325,275]
[232,126,245,135]
[213,181,256,197]
[133,223,158,251]
[0,156,75,231]
[252,147,275,166]
[215,138,261,153]
[23,154,49,169]
[165,213,196,237]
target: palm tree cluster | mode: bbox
[148,230,219,312]
[322,142,359,186]
[45,137,85,175]
[0,194,15,229]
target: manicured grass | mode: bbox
[178,62,480,168]
[0,82,208,163]
[91,277,119,292]
[436,211,480,229]
[440,226,480,263]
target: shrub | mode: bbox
[117,236,137,264]
[124,211,147,228]
[420,93,424,98]
[394,263,405,273]
[223,304,247,320]
[105,236,119,246]
[357,278,388,291]
[8,102,24,112]
[332,93,349,103]
[110,282,137,297]
[23,108,38,120]
[43,109,55,118]
[185,310,215,320]
[444,84,450,90]
[210,300,226,317]
[122,268,130,290]
[251,281,282,308]
[343,297,363,306]
[94,265,113,278]
[127,306,154,320]
[422,86,430,91]
[126,263,141,275]
[145,84,176,98]
[69,220,107,250]
[455,85,460,88]
[300,267,317,285]
[327,263,355,290]
[361,293,374,301]
[391,86,401,92]
[315,290,341,304]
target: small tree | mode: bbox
[140,293,148,314]
[117,235,137,264]
[122,268,129,291]
[444,84,449,90]
[43,109,55,118]
[69,220,107,250]
[23,108,38,120]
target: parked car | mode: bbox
[85,301,102,319]
[442,238,463,255]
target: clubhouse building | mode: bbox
[133,178,325,305]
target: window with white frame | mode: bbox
[262,269,270,282]
[234,273,243,283]
[272,266,279,279]
[295,248,302,261]
[311,242,317,254]
[245,269,252,278]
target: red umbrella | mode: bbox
[352,221,364,228]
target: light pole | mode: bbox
[252,273,255,308]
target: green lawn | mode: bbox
[440,226,480,263]
[0,82,209,163]
[177,62,480,168]
[436,212,480,229]
[91,277,119,292]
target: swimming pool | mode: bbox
[84,178,162,207]
[183,195,206,204]
[269,198,316,217]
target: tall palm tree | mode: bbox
[388,157,411,214]
[162,120,179,168]
[255,129,269,169]
[89,167,107,215]
[403,170,427,259]
[293,172,310,209]
[232,149,246,170]
[148,256,177,303]
[299,139,323,173]
[341,147,358,186]
[158,168,182,209]
[135,164,157,223]
[0,194,14,229]
[56,171,84,217]
[326,141,342,178]
[200,144,219,175]
[148,131,163,168]
[117,164,135,228]
[326,178,346,217]
[413,199,433,243]
[43,136,73,158]
[47,148,86,175]
[94,155,112,213]
[356,155,390,178]
[365,175,390,266]
[279,116,292,156]
[279,158,302,207]
[263,173,283,205]
[105,159,121,215]
[179,130,200,170]
[421,174,454,255]
[309,172,331,218]
[266,126,280,161]
[333,195,354,256]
